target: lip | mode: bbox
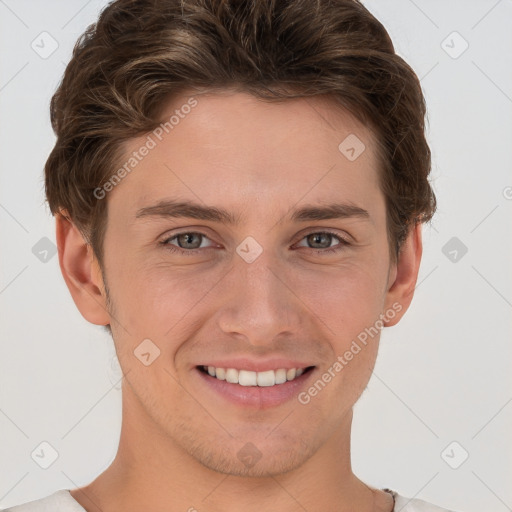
[194,358,313,372]
[193,364,316,409]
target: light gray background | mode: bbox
[1,1,511,511]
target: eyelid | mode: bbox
[293,229,351,249]
[296,227,352,243]
[160,230,218,248]
[160,227,351,242]
[160,227,352,253]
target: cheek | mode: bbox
[295,261,387,333]
[297,266,385,398]
[107,258,224,339]
[294,262,386,389]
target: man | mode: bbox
[3,0,459,511]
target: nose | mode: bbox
[215,248,304,346]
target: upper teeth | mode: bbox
[203,366,305,386]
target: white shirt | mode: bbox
[0,489,459,511]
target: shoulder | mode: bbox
[392,491,459,512]
[0,490,85,512]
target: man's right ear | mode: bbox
[56,210,110,326]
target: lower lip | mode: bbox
[194,367,316,409]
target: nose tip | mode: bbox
[215,255,301,344]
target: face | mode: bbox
[84,90,407,477]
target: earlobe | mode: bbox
[382,223,423,327]
[56,210,111,326]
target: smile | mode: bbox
[198,365,313,387]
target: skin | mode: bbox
[58,90,422,512]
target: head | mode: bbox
[47,0,435,477]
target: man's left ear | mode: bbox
[382,222,423,327]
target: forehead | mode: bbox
[108,90,383,221]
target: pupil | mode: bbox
[310,233,330,248]
[179,233,200,249]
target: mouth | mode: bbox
[197,365,315,387]
[194,364,316,408]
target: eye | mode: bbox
[160,232,216,255]
[159,230,350,256]
[295,231,350,254]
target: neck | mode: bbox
[70,387,386,512]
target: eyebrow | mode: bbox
[135,199,370,224]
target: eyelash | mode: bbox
[159,230,350,256]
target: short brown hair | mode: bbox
[45,0,436,267]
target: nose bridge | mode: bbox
[217,242,300,341]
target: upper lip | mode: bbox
[195,358,315,373]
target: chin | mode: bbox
[193,447,309,478]
[182,429,320,478]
